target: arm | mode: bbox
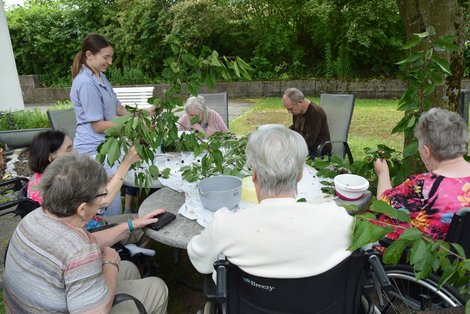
[100,147,140,208]
[187,216,220,274]
[374,159,392,198]
[116,104,129,117]
[82,247,120,314]
[93,208,165,248]
[210,110,228,133]
[90,120,116,133]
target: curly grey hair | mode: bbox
[414,107,468,161]
[246,124,308,197]
[185,95,208,126]
[40,154,108,217]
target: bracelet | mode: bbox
[127,219,135,233]
[102,260,119,272]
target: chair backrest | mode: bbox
[113,86,154,109]
[445,207,470,258]
[47,108,77,140]
[319,94,355,158]
[225,251,367,314]
[199,92,229,128]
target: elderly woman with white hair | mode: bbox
[375,108,470,241]
[178,95,228,136]
[187,124,352,278]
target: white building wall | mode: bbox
[0,0,24,111]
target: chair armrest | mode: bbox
[113,293,147,314]
[315,140,354,164]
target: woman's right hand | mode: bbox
[122,146,140,165]
[374,158,390,176]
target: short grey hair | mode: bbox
[283,88,305,103]
[414,107,468,161]
[185,95,208,126]
[40,154,108,217]
[246,124,308,197]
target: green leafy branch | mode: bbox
[350,200,470,297]
[97,36,252,190]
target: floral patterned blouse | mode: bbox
[379,172,470,241]
[27,173,43,204]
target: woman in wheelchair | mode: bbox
[187,124,352,281]
[25,130,150,247]
[4,154,168,313]
[374,108,470,241]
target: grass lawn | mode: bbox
[230,97,403,160]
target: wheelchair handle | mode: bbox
[368,254,392,291]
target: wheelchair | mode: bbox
[199,208,470,313]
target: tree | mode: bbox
[396,0,468,112]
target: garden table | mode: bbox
[139,186,372,249]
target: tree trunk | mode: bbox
[396,0,466,112]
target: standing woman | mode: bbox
[70,33,153,215]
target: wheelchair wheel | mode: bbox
[376,264,465,313]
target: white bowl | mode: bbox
[333,174,369,201]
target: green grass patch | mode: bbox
[230,97,403,160]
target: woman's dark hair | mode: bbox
[29,130,66,173]
[71,33,113,79]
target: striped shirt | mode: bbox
[3,208,108,313]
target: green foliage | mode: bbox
[6,0,417,85]
[0,109,50,131]
[97,37,252,190]
[351,200,470,294]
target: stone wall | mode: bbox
[19,74,470,104]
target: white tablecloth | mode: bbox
[126,150,334,227]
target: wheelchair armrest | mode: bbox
[315,140,354,164]
[113,293,147,314]
[213,259,228,303]
[368,254,392,292]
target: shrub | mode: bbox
[0,109,50,131]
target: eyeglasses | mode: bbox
[93,188,109,199]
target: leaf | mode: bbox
[403,141,418,158]
[431,55,452,75]
[383,240,407,264]
[402,35,421,50]
[107,140,120,167]
[451,243,466,259]
[161,168,171,179]
[349,218,392,252]
[211,50,222,67]
[433,36,458,51]
[410,239,427,266]
[212,149,224,172]
[398,228,422,241]
[370,200,411,222]
[149,165,159,179]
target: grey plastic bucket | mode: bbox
[198,175,242,211]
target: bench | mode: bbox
[113,86,154,109]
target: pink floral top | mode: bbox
[27,172,43,205]
[379,173,470,241]
[178,109,228,137]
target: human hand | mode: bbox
[131,208,166,230]
[102,246,121,264]
[122,146,140,165]
[374,158,390,176]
